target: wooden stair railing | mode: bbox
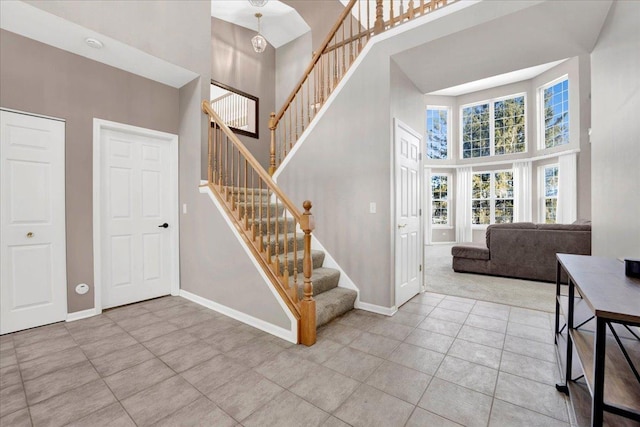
[202,100,317,346]
[269,0,456,175]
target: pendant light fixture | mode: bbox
[248,0,268,6]
[251,13,267,53]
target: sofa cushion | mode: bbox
[451,243,490,260]
[486,222,536,248]
[536,223,592,232]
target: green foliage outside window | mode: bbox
[431,175,449,225]
[472,171,513,225]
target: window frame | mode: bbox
[538,75,569,150]
[459,93,528,159]
[426,106,451,160]
[539,164,559,224]
[471,169,514,227]
[429,172,452,228]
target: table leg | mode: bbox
[591,317,606,427]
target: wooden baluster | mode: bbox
[295,93,299,141]
[400,0,404,22]
[224,133,229,194]
[299,200,316,346]
[269,112,276,175]
[243,159,248,229]
[292,219,299,303]
[408,0,415,19]
[342,22,346,74]
[274,195,280,276]
[216,128,224,191]
[390,0,395,27]
[289,109,293,151]
[420,0,425,15]
[283,205,290,288]
[306,75,311,129]
[207,119,213,184]
[374,0,384,34]
[367,0,371,40]
[251,170,257,241]
[258,180,264,252]
[358,0,363,52]
[266,186,271,262]
[336,33,339,90]
[430,0,436,11]
[350,4,354,63]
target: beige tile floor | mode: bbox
[0,293,571,427]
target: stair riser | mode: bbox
[255,218,297,235]
[294,270,340,298]
[263,235,305,256]
[238,203,283,217]
[279,251,324,277]
[316,289,357,328]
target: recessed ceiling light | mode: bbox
[85,37,104,49]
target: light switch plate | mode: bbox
[369,202,376,214]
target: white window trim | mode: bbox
[537,75,569,150]
[539,164,559,223]
[426,105,451,160]
[459,93,528,160]
[471,168,514,228]
[430,172,452,228]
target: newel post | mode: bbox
[374,0,384,34]
[299,200,316,346]
[268,112,276,176]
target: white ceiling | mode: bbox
[211,0,310,48]
[428,59,568,96]
[391,0,613,95]
[0,1,198,88]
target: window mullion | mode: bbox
[489,101,495,156]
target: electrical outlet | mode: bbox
[369,202,376,214]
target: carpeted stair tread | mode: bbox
[253,217,297,234]
[238,202,283,217]
[289,267,340,298]
[315,288,357,328]
[278,250,324,275]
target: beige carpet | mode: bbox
[425,243,557,312]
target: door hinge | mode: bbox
[419,153,422,160]
[419,264,422,272]
[419,209,422,216]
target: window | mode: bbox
[430,174,449,225]
[541,165,559,223]
[472,170,514,225]
[462,94,526,158]
[541,78,569,148]
[426,107,449,159]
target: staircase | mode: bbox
[233,188,357,328]
[204,0,457,345]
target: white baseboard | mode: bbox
[180,289,297,344]
[354,301,397,316]
[66,308,100,322]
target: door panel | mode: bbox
[101,128,173,308]
[1,110,67,334]
[395,120,422,308]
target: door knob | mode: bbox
[397,224,407,229]
[26,232,34,238]
[158,223,169,228]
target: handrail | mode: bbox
[269,0,456,175]
[202,100,317,346]
[204,102,306,225]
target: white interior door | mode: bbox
[99,125,177,309]
[1,110,67,334]
[395,119,422,307]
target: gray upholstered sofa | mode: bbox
[451,222,592,282]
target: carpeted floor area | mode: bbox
[424,244,557,313]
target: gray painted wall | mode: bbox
[0,30,179,313]
[211,17,275,171]
[12,2,291,328]
[591,1,640,259]
[276,32,312,109]
[278,46,394,308]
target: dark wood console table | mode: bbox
[554,254,640,427]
